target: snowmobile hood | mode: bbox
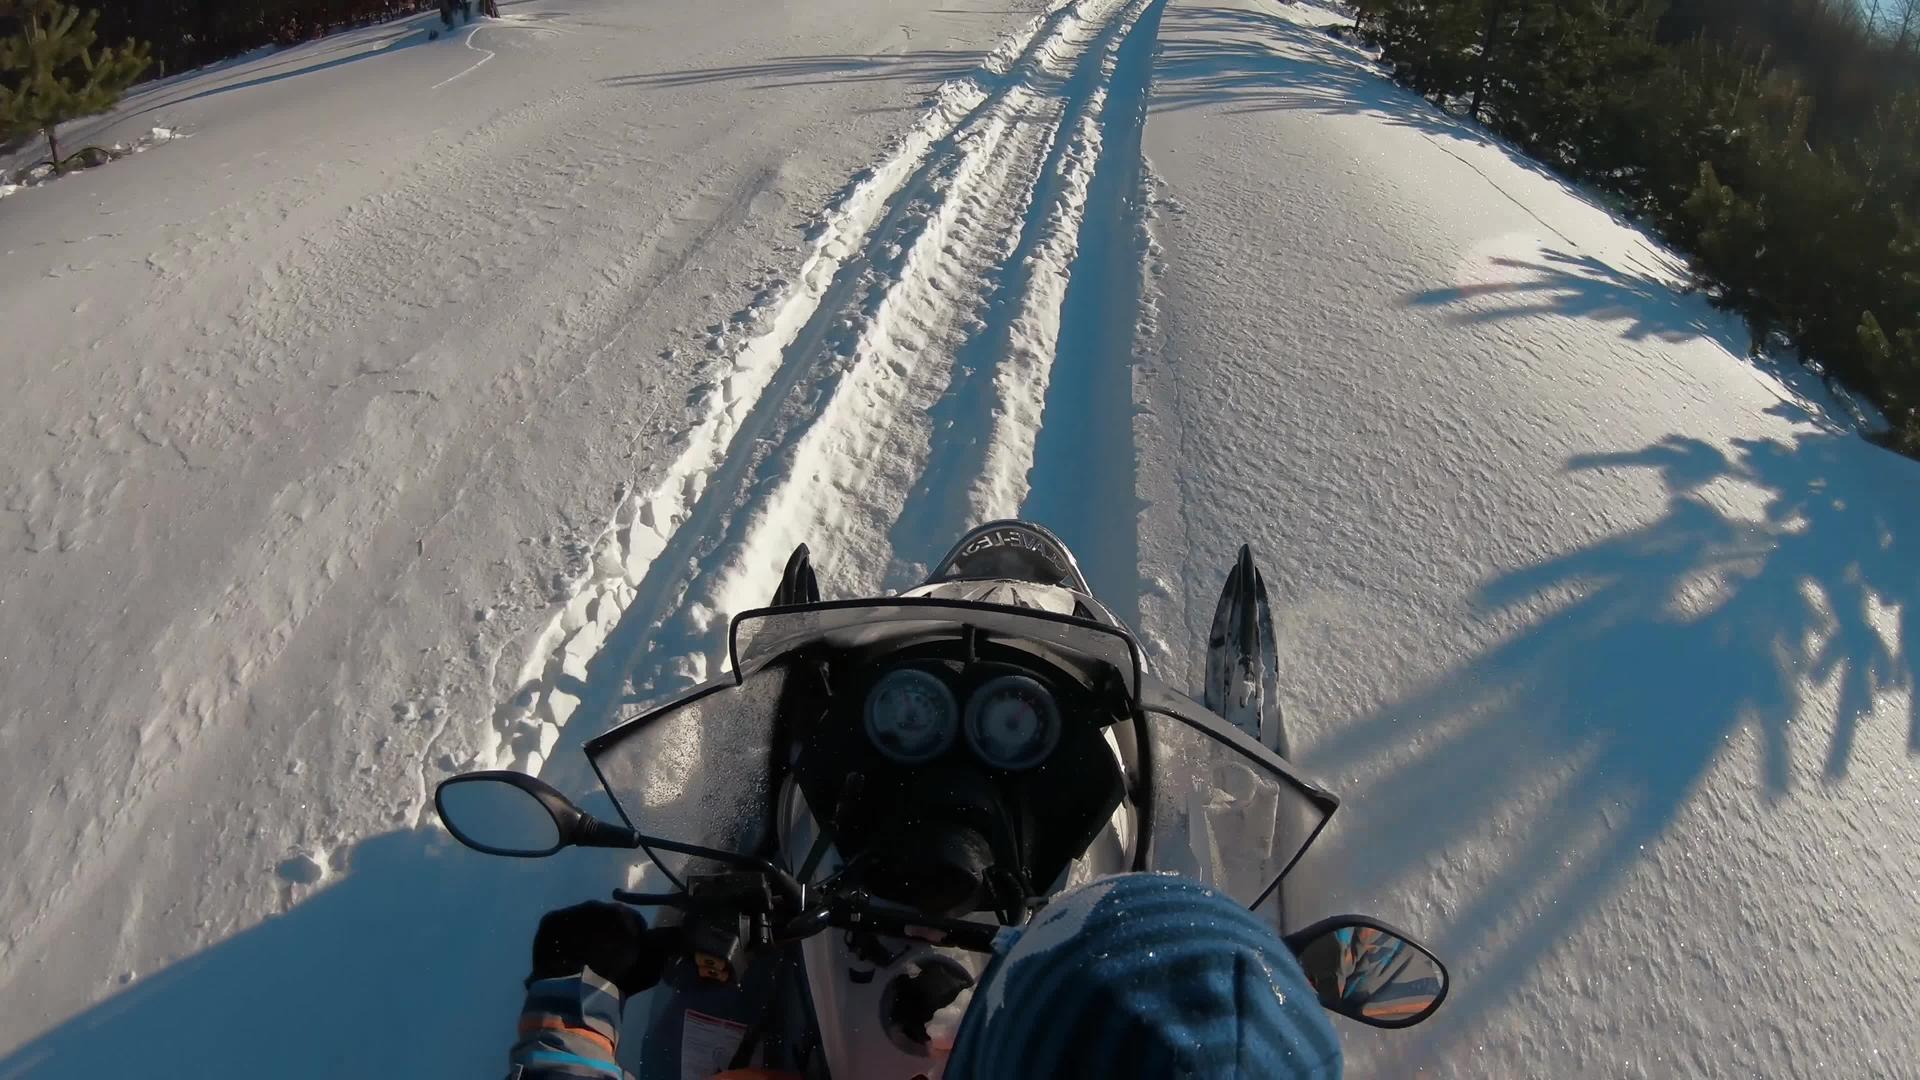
[585,596,1338,908]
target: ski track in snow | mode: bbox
[430,26,497,90]
[470,0,1168,786]
[430,16,566,92]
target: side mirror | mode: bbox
[433,772,807,907]
[434,770,637,857]
[1285,915,1449,1028]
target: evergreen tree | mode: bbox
[0,0,150,170]
[1858,213,1920,452]
[1683,162,1771,320]
[1350,0,1487,102]
[1345,0,1920,459]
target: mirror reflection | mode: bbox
[437,777,564,856]
[1297,923,1446,1025]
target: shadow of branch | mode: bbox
[1407,247,1729,346]
[604,50,984,93]
[1300,423,1917,1053]
[1149,6,1459,138]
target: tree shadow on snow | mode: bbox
[604,51,986,95]
[1406,247,1730,347]
[0,824,643,1079]
[124,19,445,119]
[1300,414,1918,1063]
[1150,5,1465,137]
[1149,4,1651,229]
[0,530,678,1079]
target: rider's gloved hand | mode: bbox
[529,900,685,998]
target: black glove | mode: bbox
[528,900,685,998]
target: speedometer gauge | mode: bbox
[964,674,1060,770]
[864,669,959,765]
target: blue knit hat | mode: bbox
[945,873,1343,1079]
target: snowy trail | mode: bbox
[0,0,1071,1069]
[493,0,1170,777]
[6,0,1916,1073]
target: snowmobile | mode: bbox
[436,519,1451,1078]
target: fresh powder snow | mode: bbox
[1,0,1914,1076]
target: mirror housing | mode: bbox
[435,770,640,857]
[1284,914,1449,1028]
[434,772,808,909]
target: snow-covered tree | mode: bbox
[0,0,150,170]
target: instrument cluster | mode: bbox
[863,665,1063,771]
[795,649,1128,916]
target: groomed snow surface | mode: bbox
[2,0,1915,1075]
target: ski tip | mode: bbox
[1217,551,1243,597]
[773,543,821,607]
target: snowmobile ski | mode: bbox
[770,543,821,608]
[1204,544,1285,756]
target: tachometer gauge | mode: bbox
[963,674,1061,770]
[864,669,960,765]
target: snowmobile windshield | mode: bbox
[584,599,1142,883]
[584,667,791,886]
[1136,678,1338,909]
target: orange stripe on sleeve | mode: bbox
[517,1014,617,1058]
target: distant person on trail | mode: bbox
[503,874,1343,1079]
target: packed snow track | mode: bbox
[497,0,1168,785]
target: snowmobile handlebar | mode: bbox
[617,836,806,908]
[436,768,1450,1025]
[611,875,1003,954]
[805,891,1002,952]
[433,767,992,950]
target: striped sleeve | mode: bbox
[506,967,630,1080]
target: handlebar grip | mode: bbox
[840,896,1004,952]
[775,907,835,944]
